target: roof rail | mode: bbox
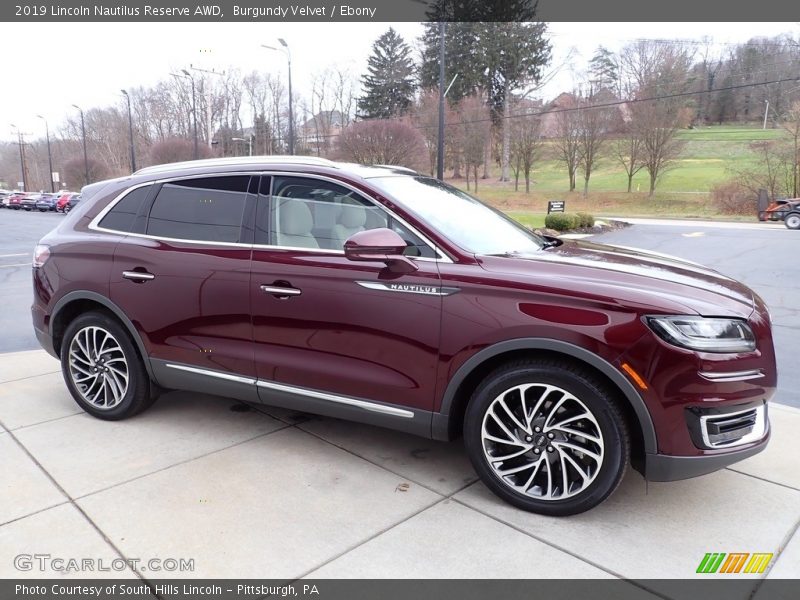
[134,155,338,176]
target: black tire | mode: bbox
[60,311,157,420]
[64,206,71,214]
[785,213,800,230]
[464,358,630,516]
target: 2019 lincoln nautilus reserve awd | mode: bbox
[32,156,775,516]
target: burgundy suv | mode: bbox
[32,157,775,515]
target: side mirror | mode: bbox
[344,228,419,273]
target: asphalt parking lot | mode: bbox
[1,210,799,585]
[0,208,63,353]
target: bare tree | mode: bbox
[731,140,793,200]
[336,119,426,168]
[510,110,543,193]
[631,100,689,195]
[553,99,581,192]
[577,100,612,196]
[778,100,800,197]
[458,95,490,192]
[613,126,645,193]
[148,137,212,166]
[63,157,108,188]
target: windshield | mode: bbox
[370,176,545,255]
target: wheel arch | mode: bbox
[50,291,155,380]
[434,338,657,458]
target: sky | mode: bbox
[0,21,797,142]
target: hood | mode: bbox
[478,239,754,319]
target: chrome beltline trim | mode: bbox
[164,362,414,419]
[256,379,414,418]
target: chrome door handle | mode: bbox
[122,271,155,282]
[260,285,302,298]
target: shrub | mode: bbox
[711,181,756,215]
[576,212,595,228]
[545,213,580,231]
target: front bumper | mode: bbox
[644,426,769,481]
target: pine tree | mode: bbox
[588,46,619,95]
[357,28,416,119]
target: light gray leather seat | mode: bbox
[332,201,367,249]
[278,201,319,248]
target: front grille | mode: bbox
[689,403,767,448]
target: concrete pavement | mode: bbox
[1,349,799,590]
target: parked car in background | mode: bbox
[63,194,81,213]
[8,192,26,209]
[20,193,43,211]
[0,190,11,208]
[777,199,800,230]
[56,193,77,213]
[36,194,58,212]
[32,157,776,516]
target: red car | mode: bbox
[55,193,78,213]
[7,192,26,209]
[31,157,775,515]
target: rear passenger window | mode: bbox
[98,185,151,232]
[146,176,249,243]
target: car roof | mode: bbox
[132,156,420,180]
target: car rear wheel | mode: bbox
[785,213,800,230]
[464,359,629,516]
[61,312,156,420]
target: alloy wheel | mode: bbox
[786,214,800,229]
[481,383,605,500]
[68,326,129,409]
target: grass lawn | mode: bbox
[450,124,788,221]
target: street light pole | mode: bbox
[36,115,55,192]
[120,90,137,172]
[72,104,89,185]
[261,40,294,155]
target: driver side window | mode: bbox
[259,176,436,258]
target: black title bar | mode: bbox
[1,0,798,22]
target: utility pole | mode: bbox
[36,115,55,192]
[9,124,29,192]
[120,90,137,172]
[763,100,770,130]
[72,104,90,185]
[190,65,225,153]
[436,22,446,180]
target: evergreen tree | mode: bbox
[588,46,619,95]
[357,28,416,119]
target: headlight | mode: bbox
[646,316,756,353]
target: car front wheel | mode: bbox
[61,312,156,420]
[464,359,630,516]
[786,213,800,230]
